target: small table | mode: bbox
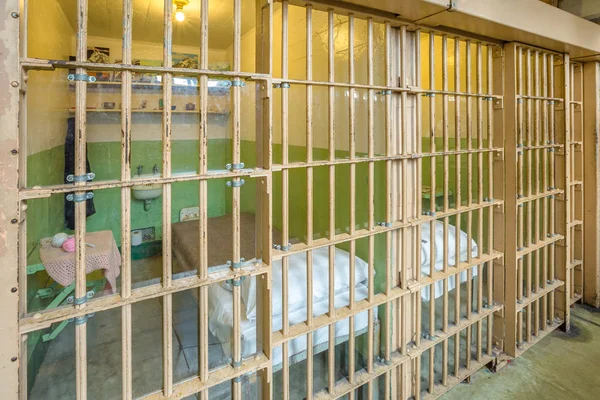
[31,230,121,341]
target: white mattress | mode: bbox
[209,282,376,367]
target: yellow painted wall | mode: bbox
[26,0,74,155]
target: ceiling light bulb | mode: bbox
[175,9,185,22]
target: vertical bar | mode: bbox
[198,0,209,395]
[366,20,375,397]
[327,9,336,395]
[231,0,243,399]
[517,47,524,346]
[74,1,89,398]
[281,2,290,355]
[305,6,314,397]
[504,43,519,357]
[441,34,449,387]
[453,37,462,375]
[0,0,20,396]
[541,53,549,331]
[415,30,423,358]
[161,0,174,396]
[583,62,600,309]
[255,2,273,397]
[347,14,356,389]
[486,45,494,355]
[427,36,436,373]
[383,21,394,396]
[476,42,483,361]
[120,0,133,398]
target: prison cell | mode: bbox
[5,0,589,399]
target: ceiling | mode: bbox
[56,0,256,49]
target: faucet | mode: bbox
[153,164,160,175]
[137,165,143,176]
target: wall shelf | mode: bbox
[68,80,231,95]
[68,109,230,116]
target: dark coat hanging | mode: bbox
[64,117,96,230]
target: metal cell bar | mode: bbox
[281,1,290,354]
[231,0,243,398]
[198,1,210,395]
[161,1,174,396]
[383,22,394,395]
[549,53,556,322]
[427,37,436,392]
[348,13,357,390]
[74,0,89,398]
[541,52,549,331]
[327,9,336,395]
[120,0,133,397]
[516,47,525,346]
[475,42,484,362]
[367,18,375,310]
[486,45,494,355]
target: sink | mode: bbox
[132,183,162,200]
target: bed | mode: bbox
[170,211,479,380]
[171,212,379,373]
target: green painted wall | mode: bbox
[26,137,491,296]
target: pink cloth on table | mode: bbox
[39,230,121,294]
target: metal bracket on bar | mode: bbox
[548,100,555,105]
[226,179,245,188]
[70,313,95,325]
[226,162,245,171]
[273,243,292,251]
[547,147,555,152]
[378,221,393,228]
[483,197,494,203]
[66,192,94,202]
[422,210,436,216]
[517,194,524,199]
[226,276,246,287]
[422,93,435,97]
[67,73,97,83]
[67,289,96,305]
[232,360,242,368]
[231,80,245,88]
[66,172,95,183]
[377,89,392,95]
[517,99,523,104]
[226,258,247,269]
[547,279,555,284]
[273,82,291,89]
[483,96,494,101]
[517,247,524,251]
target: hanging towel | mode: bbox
[64,117,96,229]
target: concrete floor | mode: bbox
[442,304,600,400]
[29,255,600,399]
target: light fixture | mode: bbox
[173,0,189,22]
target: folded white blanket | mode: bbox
[208,282,376,366]
[420,221,478,266]
[241,246,370,321]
